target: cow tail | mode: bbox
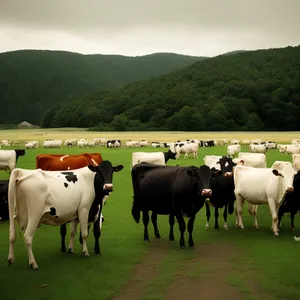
[8,169,20,248]
[131,168,140,223]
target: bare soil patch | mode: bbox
[111,239,171,300]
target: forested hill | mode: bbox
[0,50,206,124]
[42,45,300,131]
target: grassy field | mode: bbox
[0,130,300,300]
[1,128,300,143]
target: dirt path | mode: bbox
[112,241,261,300]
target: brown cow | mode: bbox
[36,153,105,254]
[36,153,103,170]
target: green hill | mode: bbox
[42,45,300,131]
[0,50,206,124]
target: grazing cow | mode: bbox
[281,145,300,155]
[227,144,241,157]
[107,140,121,148]
[234,152,266,168]
[43,140,62,148]
[249,144,267,154]
[0,180,9,221]
[0,149,26,173]
[131,163,213,248]
[234,164,296,236]
[36,153,104,252]
[205,156,240,230]
[8,160,124,270]
[175,142,199,159]
[131,143,179,167]
[278,171,300,231]
[292,154,300,170]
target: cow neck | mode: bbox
[93,172,105,205]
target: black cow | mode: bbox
[278,171,300,230]
[0,180,9,221]
[60,161,124,255]
[131,163,213,248]
[205,156,237,230]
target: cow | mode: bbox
[204,156,241,230]
[234,152,266,168]
[131,143,179,167]
[107,140,121,148]
[234,164,296,236]
[203,155,222,170]
[278,171,300,231]
[271,161,292,170]
[43,140,62,148]
[0,149,26,173]
[7,160,124,270]
[249,144,266,154]
[227,144,241,157]
[292,154,300,170]
[0,180,9,221]
[36,153,104,252]
[175,142,199,159]
[131,163,213,248]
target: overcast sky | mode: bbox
[0,0,299,57]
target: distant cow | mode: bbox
[0,149,26,173]
[0,180,9,221]
[175,142,199,159]
[249,144,266,154]
[227,145,241,157]
[131,163,213,248]
[107,140,121,148]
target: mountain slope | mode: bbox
[0,50,206,124]
[42,45,300,131]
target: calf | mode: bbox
[0,149,26,173]
[0,180,9,220]
[131,163,213,248]
[8,160,123,270]
[234,164,296,236]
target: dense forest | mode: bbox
[0,50,205,124]
[41,45,300,131]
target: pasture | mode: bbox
[1,129,300,300]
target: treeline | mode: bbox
[0,50,205,125]
[41,45,300,131]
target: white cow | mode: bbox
[43,140,62,148]
[227,144,241,157]
[249,144,266,154]
[175,142,199,159]
[266,141,276,149]
[7,161,124,270]
[131,143,179,167]
[126,141,140,148]
[1,140,11,147]
[234,164,296,236]
[292,154,300,170]
[203,155,222,170]
[234,152,266,168]
[230,139,240,145]
[25,141,38,149]
[0,149,25,172]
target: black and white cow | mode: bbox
[7,160,124,270]
[131,163,213,248]
[0,149,26,172]
[106,140,121,148]
[0,180,9,221]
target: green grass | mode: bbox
[0,144,299,300]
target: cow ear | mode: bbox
[186,168,197,177]
[88,165,98,172]
[216,161,220,165]
[272,169,283,177]
[113,165,124,172]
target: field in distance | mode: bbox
[1,128,300,143]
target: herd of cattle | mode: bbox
[1,137,300,270]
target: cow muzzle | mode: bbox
[103,183,113,191]
[202,189,212,197]
[224,172,233,177]
[286,186,294,193]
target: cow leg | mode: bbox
[93,218,101,255]
[175,213,186,248]
[214,207,219,229]
[205,201,210,230]
[79,224,91,244]
[78,209,90,256]
[235,193,245,229]
[268,199,279,236]
[184,153,188,159]
[291,212,296,231]
[142,210,150,241]
[223,205,228,230]
[278,207,284,230]
[151,212,161,239]
[187,215,196,247]
[67,221,78,254]
[248,204,259,229]
[169,214,175,241]
[60,224,67,252]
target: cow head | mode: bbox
[15,149,26,160]
[272,165,297,194]
[88,160,124,192]
[186,165,213,197]
[217,156,238,176]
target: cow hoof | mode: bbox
[8,258,14,266]
[30,263,39,271]
[274,232,279,237]
[155,235,161,239]
[180,245,186,249]
[189,243,194,248]
[291,228,295,232]
[61,247,67,253]
[169,236,175,241]
[144,238,150,242]
[82,251,90,257]
[224,225,228,231]
[205,225,210,230]
[253,225,259,230]
[67,249,74,255]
